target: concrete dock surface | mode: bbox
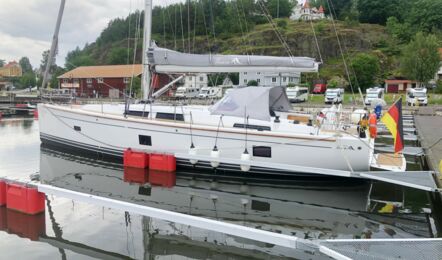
[415,107,442,177]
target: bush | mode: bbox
[436,80,442,94]
[247,80,258,86]
[277,20,287,29]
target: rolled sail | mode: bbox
[148,47,319,73]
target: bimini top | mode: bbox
[147,46,319,73]
[209,86,292,121]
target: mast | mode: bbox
[41,0,66,89]
[142,0,153,100]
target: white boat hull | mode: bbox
[38,104,372,177]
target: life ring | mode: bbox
[369,113,377,138]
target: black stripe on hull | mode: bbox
[40,133,364,183]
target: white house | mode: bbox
[239,72,300,87]
[290,0,325,21]
[182,73,208,90]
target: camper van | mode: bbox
[174,86,200,99]
[198,86,222,99]
[406,88,428,106]
[286,86,309,103]
[364,87,385,105]
[324,88,344,104]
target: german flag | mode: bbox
[381,98,404,153]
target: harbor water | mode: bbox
[0,117,440,259]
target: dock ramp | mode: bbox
[176,154,440,192]
[319,238,442,260]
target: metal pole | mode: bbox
[142,0,153,100]
[41,0,66,90]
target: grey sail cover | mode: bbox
[209,86,292,121]
[148,46,318,73]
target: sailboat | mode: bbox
[38,0,406,177]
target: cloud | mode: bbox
[0,0,184,69]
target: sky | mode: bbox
[0,0,183,69]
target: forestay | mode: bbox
[209,86,292,121]
[148,46,319,73]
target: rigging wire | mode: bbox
[187,0,191,53]
[325,0,358,104]
[256,0,294,59]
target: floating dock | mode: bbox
[415,107,442,177]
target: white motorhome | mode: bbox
[364,87,385,105]
[406,88,428,106]
[174,86,201,99]
[286,86,309,103]
[324,88,344,104]
[198,86,223,99]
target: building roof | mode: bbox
[303,0,310,9]
[4,61,19,68]
[385,79,416,84]
[58,64,142,79]
[318,5,325,13]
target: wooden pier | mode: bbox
[415,107,442,177]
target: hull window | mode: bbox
[251,200,270,211]
[127,110,149,117]
[233,124,271,131]
[139,186,151,196]
[156,112,184,121]
[139,135,152,146]
[252,146,272,158]
[74,126,81,132]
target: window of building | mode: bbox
[189,76,192,80]
[257,72,261,75]
[283,77,287,82]
[272,77,277,83]
[73,79,79,84]
[63,79,68,83]
[244,72,247,75]
[86,78,92,84]
[257,79,261,83]
[97,78,104,83]
[124,77,130,84]
[199,76,203,82]
[244,79,247,84]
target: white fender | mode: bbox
[210,149,220,168]
[189,146,198,165]
[240,152,251,172]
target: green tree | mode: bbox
[350,53,380,91]
[39,50,57,77]
[407,0,442,33]
[19,57,33,73]
[265,0,294,18]
[19,72,36,89]
[106,47,129,65]
[401,32,440,87]
[247,80,258,86]
[386,17,412,43]
[357,0,403,25]
[49,66,66,89]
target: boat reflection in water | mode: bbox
[37,145,432,259]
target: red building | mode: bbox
[58,64,143,98]
[384,78,417,93]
